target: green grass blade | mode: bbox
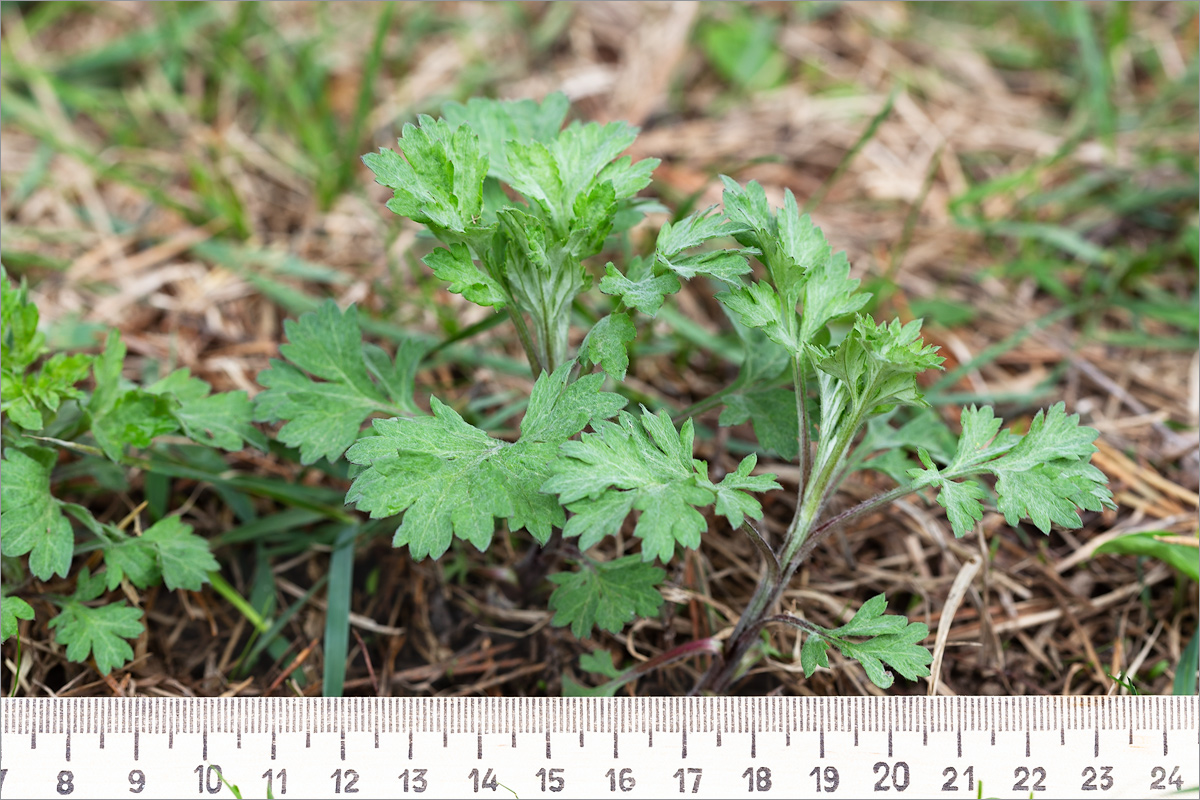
[804,85,898,214]
[240,573,329,674]
[322,526,358,697]
[1066,3,1115,140]
[1176,628,1199,696]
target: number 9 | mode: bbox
[129,770,145,794]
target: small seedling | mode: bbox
[257,93,1114,692]
[1,268,264,674]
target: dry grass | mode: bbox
[1,1,1196,699]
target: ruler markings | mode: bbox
[2,695,1197,797]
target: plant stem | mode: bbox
[793,355,812,493]
[593,636,724,695]
[507,307,544,376]
[795,485,915,564]
[699,402,865,693]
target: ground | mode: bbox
[1,1,1197,700]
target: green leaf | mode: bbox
[833,620,932,689]
[175,391,267,452]
[544,410,712,562]
[832,593,911,637]
[910,404,1115,538]
[255,301,423,464]
[1,267,45,372]
[103,535,160,590]
[503,119,657,257]
[363,115,489,242]
[1,596,35,642]
[141,516,219,592]
[561,674,620,698]
[1,352,93,431]
[719,179,803,305]
[798,251,870,341]
[579,649,624,679]
[87,330,127,419]
[91,390,179,461]
[495,207,588,326]
[147,371,268,452]
[1175,628,1198,696]
[47,568,144,675]
[441,93,569,185]
[707,454,781,530]
[933,475,988,537]
[797,595,932,689]
[800,631,829,675]
[1094,532,1199,583]
[0,445,74,580]
[813,316,944,413]
[655,207,752,282]
[545,409,775,562]
[714,180,871,353]
[346,365,624,559]
[850,409,958,486]
[579,312,636,381]
[717,281,800,354]
[547,556,665,638]
[700,12,787,91]
[719,388,799,460]
[423,243,508,308]
[598,260,681,317]
[552,490,635,552]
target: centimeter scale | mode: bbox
[0,696,1196,799]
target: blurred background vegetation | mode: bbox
[1,1,1196,699]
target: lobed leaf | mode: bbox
[1,352,93,431]
[1,596,35,642]
[579,311,637,381]
[813,315,943,414]
[346,365,625,560]
[909,403,1115,537]
[47,568,144,676]
[0,446,74,580]
[719,388,799,461]
[363,115,489,242]
[255,301,424,464]
[655,206,752,282]
[441,93,569,185]
[423,243,508,308]
[544,409,778,562]
[547,556,665,638]
[140,516,219,592]
[598,260,681,317]
[796,594,932,689]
